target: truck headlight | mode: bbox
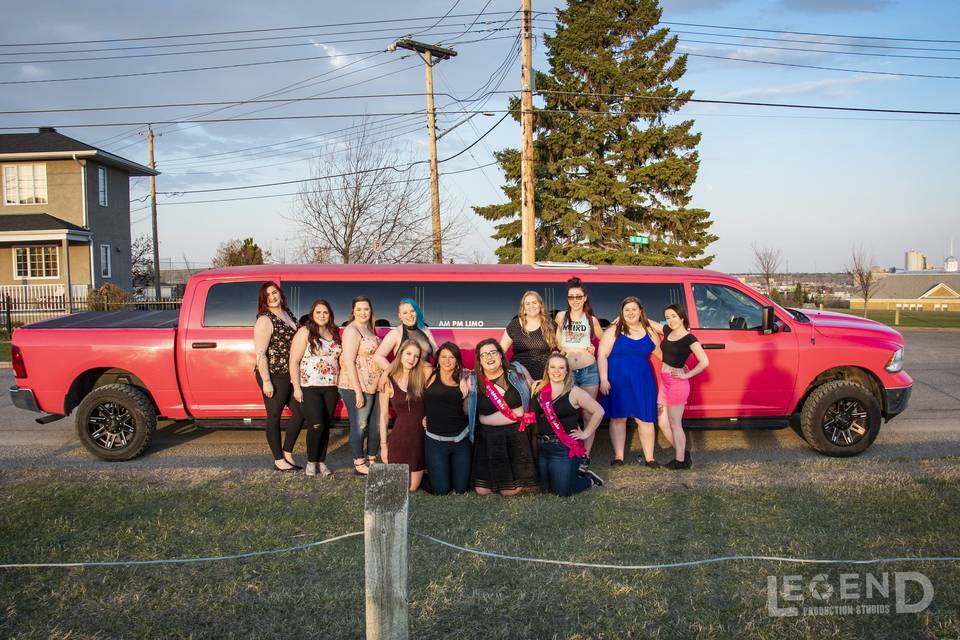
[885,348,903,373]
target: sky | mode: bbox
[2,0,959,273]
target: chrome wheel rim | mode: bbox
[87,402,136,450]
[822,398,869,446]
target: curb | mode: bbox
[0,362,10,369]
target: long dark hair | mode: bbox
[617,296,651,336]
[305,299,341,352]
[256,281,290,317]
[563,276,596,332]
[347,295,375,334]
[430,341,464,384]
[664,303,689,330]
[474,338,507,395]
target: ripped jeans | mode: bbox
[338,388,381,460]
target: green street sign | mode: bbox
[629,235,650,245]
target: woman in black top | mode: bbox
[252,281,304,472]
[500,290,557,380]
[532,354,605,495]
[657,304,709,469]
[423,342,471,494]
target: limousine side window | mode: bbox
[584,283,685,326]
[203,281,268,327]
[692,283,763,330]
[420,282,551,328]
[285,281,416,326]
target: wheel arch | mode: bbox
[65,368,158,416]
[794,366,886,416]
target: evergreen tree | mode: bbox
[474,0,716,265]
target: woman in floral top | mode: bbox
[338,296,383,475]
[253,281,304,472]
[290,299,342,477]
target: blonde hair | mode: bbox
[533,353,574,399]
[517,290,558,349]
[387,339,427,400]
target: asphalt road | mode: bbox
[0,328,957,472]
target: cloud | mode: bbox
[780,0,891,13]
[311,41,348,67]
[719,74,895,101]
[662,0,741,15]
[19,65,48,78]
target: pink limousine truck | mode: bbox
[9,263,912,460]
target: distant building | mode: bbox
[946,256,959,273]
[849,273,960,312]
[905,250,927,271]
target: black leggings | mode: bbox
[255,371,304,460]
[301,386,339,463]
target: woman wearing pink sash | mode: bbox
[468,338,537,496]
[531,354,605,496]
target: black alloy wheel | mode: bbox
[821,398,869,447]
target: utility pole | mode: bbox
[146,126,161,300]
[390,39,457,264]
[519,0,536,265]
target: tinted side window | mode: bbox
[203,281,267,327]
[421,282,554,328]
[285,281,416,327]
[584,283,685,326]
[692,283,763,330]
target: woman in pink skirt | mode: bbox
[658,304,709,469]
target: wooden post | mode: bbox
[519,0,536,265]
[895,308,900,326]
[424,51,443,264]
[364,463,410,640]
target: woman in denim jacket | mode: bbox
[465,338,537,496]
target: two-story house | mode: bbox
[0,127,157,307]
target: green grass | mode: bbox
[824,308,960,329]
[0,341,9,361]
[1,462,958,639]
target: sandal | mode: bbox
[353,459,370,476]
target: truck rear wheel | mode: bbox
[800,380,881,457]
[75,384,156,461]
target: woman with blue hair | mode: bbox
[373,297,440,371]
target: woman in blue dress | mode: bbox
[598,296,663,467]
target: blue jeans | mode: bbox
[572,362,600,387]
[338,388,380,460]
[537,439,591,497]
[424,436,472,495]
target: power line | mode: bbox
[668,29,960,53]
[1,11,549,47]
[661,20,960,44]
[678,37,960,61]
[681,49,960,80]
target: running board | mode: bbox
[35,413,66,425]
[683,417,791,430]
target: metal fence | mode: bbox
[0,294,182,337]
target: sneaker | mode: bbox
[578,456,591,475]
[305,462,317,476]
[583,468,604,487]
[317,462,333,477]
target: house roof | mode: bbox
[872,273,960,299]
[0,213,88,233]
[0,128,157,177]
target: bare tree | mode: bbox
[130,235,155,293]
[751,242,782,296]
[290,119,466,264]
[847,245,879,318]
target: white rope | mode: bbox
[414,534,960,570]
[0,531,363,569]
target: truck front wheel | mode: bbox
[800,380,881,457]
[75,384,156,461]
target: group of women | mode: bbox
[252,277,710,496]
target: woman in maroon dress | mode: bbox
[378,339,431,492]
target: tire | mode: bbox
[799,380,881,457]
[75,384,156,461]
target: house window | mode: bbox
[97,166,108,206]
[100,244,112,278]
[3,164,48,205]
[14,246,58,278]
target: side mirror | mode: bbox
[761,306,778,335]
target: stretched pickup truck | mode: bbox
[9,264,912,460]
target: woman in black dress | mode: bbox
[499,290,557,380]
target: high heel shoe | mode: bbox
[282,454,303,470]
[273,462,295,472]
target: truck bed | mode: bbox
[24,310,179,330]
